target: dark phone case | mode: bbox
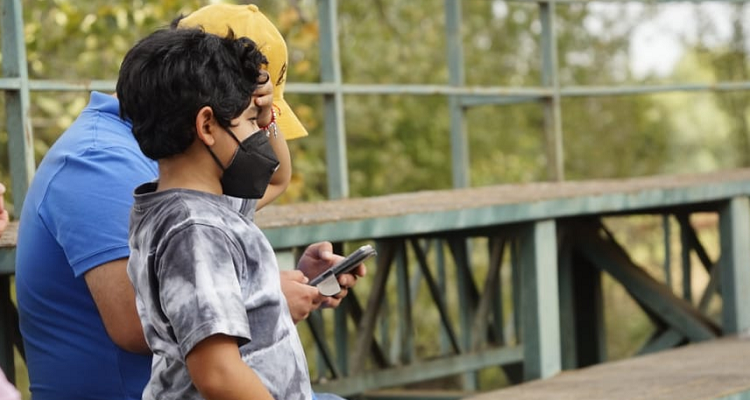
[309,244,376,286]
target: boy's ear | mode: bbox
[195,106,217,146]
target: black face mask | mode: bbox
[207,128,280,199]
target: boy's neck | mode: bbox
[156,143,223,195]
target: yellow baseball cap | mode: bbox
[178,4,308,140]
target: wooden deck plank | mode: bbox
[463,336,750,400]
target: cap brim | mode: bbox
[275,99,308,141]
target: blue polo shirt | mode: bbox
[15,91,157,400]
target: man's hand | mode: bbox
[0,183,9,236]
[297,242,368,309]
[279,270,322,324]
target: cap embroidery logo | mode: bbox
[276,63,287,87]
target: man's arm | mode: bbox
[84,258,150,354]
[258,126,291,210]
[186,335,274,400]
[254,71,291,210]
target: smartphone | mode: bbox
[309,244,377,291]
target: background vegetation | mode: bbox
[2,0,749,398]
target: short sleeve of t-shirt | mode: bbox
[156,223,252,358]
[236,198,257,220]
[41,146,156,277]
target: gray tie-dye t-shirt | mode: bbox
[127,182,312,400]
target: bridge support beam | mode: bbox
[521,220,561,380]
[719,196,750,334]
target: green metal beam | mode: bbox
[446,238,478,390]
[559,241,607,369]
[2,0,35,210]
[520,220,561,380]
[313,345,523,396]
[260,175,750,249]
[10,80,750,99]
[394,241,414,365]
[409,239,461,354]
[719,197,750,334]
[342,290,389,369]
[471,238,505,350]
[489,237,507,347]
[574,221,719,341]
[351,242,397,374]
[637,329,684,356]
[0,276,14,382]
[445,0,469,189]
[317,0,348,199]
[0,249,16,275]
[306,310,342,379]
[663,215,673,290]
[676,213,715,274]
[539,1,564,181]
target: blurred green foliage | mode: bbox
[2,1,748,206]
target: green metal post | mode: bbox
[2,0,35,209]
[334,303,348,375]
[436,239,450,355]
[511,239,521,343]
[539,1,564,181]
[448,238,478,390]
[317,0,349,199]
[521,220,561,380]
[558,239,576,369]
[445,0,469,189]
[719,197,750,334]
[663,215,673,290]
[679,216,693,302]
[394,241,413,364]
[0,276,13,383]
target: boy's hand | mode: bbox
[254,70,274,128]
[297,242,368,309]
[279,270,322,323]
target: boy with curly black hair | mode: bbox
[117,27,312,400]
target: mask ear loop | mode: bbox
[204,142,228,172]
[224,127,245,149]
[204,127,242,171]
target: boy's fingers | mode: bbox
[280,269,309,284]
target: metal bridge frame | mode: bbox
[252,172,750,395]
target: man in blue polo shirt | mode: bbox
[15,5,362,400]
